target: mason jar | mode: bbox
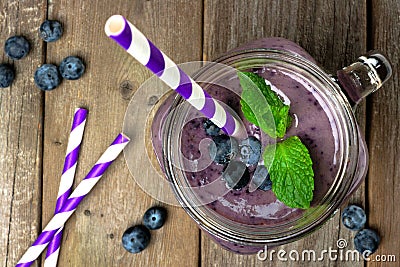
[147,38,391,254]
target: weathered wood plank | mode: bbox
[0,1,46,266]
[42,0,201,266]
[202,0,367,266]
[367,0,400,266]
[4,1,399,267]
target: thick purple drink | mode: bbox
[178,68,339,226]
[149,37,389,253]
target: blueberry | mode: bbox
[222,160,250,190]
[4,36,30,60]
[39,20,63,42]
[341,205,366,231]
[34,64,61,91]
[239,136,261,165]
[59,56,85,80]
[209,135,238,164]
[203,119,220,136]
[121,225,151,254]
[354,229,380,255]
[0,64,15,88]
[252,165,272,191]
[143,207,167,230]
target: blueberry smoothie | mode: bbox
[177,67,339,226]
[150,38,366,253]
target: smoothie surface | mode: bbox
[179,66,339,226]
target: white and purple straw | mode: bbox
[44,108,88,267]
[16,133,130,267]
[105,15,243,137]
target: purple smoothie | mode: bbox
[150,38,363,253]
[177,67,339,226]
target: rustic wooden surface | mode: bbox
[0,0,398,266]
[0,1,46,267]
[367,1,400,267]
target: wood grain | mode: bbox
[41,0,201,266]
[1,1,399,266]
[367,0,400,266]
[202,0,367,266]
[0,1,46,266]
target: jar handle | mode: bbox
[336,51,392,105]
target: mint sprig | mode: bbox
[238,71,291,138]
[238,71,314,209]
[263,136,314,209]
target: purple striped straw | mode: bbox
[16,133,130,267]
[105,15,243,137]
[44,108,88,267]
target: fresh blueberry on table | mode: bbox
[59,56,85,80]
[222,160,250,190]
[143,206,167,230]
[209,135,238,164]
[121,225,151,254]
[34,64,61,91]
[203,119,220,136]
[354,229,380,255]
[4,36,30,60]
[39,20,63,42]
[239,136,261,165]
[252,165,272,191]
[341,205,367,231]
[0,63,15,88]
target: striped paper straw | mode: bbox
[16,133,130,267]
[105,15,243,137]
[44,108,88,267]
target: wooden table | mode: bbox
[1,1,399,266]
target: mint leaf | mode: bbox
[263,136,314,209]
[238,71,314,209]
[238,71,291,138]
